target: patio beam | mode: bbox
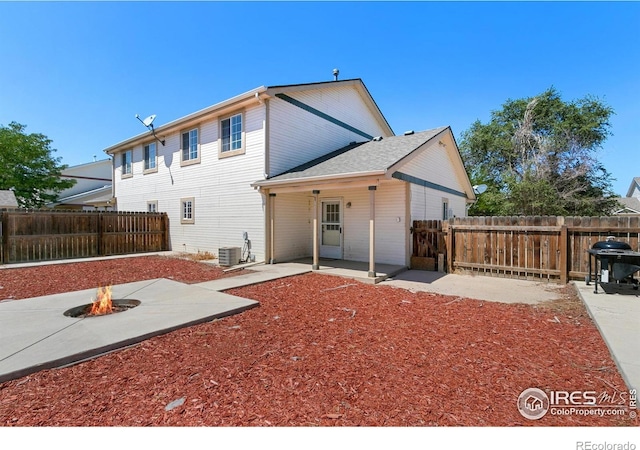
[269,193,276,264]
[312,190,320,270]
[368,185,376,277]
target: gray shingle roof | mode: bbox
[0,190,18,208]
[267,127,448,182]
[615,197,640,214]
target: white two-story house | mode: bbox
[104,78,475,276]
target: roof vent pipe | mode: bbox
[404,130,415,135]
[333,68,339,81]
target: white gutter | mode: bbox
[251,169,387,190]
[104,86,268,154]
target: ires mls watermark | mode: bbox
[517,387,637,420]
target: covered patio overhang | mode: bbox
[252,172,397,280]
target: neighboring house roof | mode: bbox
[103,79,394,155]
[626,177,640,198]
[613,197,640,215]
[253,127,476,201]
[52,185,113,207]
[0,190,18,208]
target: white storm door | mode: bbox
[320,199,343,259]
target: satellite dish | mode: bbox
[473,184,488,195]
[135,113,165,146]
[142,114,156,127]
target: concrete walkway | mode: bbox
[574,281,640,392]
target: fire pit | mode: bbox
[63,285,141,318]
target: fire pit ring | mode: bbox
[64,299,142,318]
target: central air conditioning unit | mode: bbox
[218,247,241,266]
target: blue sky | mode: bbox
[1,1,638,196]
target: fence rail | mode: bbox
[412,216,640,283]
[1,209,170,264]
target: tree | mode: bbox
[459,88,619,216]
[0,122,75,208]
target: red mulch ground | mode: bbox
[0,257,636,427]
[0,255,233,301]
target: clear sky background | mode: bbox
[0,1,638,197]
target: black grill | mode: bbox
[586,238,640,294]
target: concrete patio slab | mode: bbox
[290,258,406,284]
[0,279,258,383]
[381,270,564,304]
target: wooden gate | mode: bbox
[411,220,445,270]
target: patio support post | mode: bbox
[269,193,276,264]
[368,185,376,277]
[312,190,320,270]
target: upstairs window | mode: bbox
[144,142,157,172]
[121,150,132,177]
[181,128,199,165]
[220,113,244,156]
[147,201,158,212]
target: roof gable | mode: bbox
[626,177,640,198]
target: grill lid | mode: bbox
[592,239,632,250]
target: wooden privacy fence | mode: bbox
[413,216,640,283]
[1,210,170,264]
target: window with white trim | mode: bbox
[181,128,199,165]
[121,150,132,177]
[220,112,244,156]
[442,199,449,220]
[147,201,158,213]
[144,142,157,172]
[181,197,195,224]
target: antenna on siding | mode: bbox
[135,114,165,146]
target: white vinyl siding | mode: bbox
[342,182,407,266]
[400,134,469,221]
[268,85,390,176]
[272,192,312,262]
[112,103,266,260]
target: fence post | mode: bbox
[1,211,7,264]
[446,219,454,273]
[559,224,568,284]
[97,212,103,256]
